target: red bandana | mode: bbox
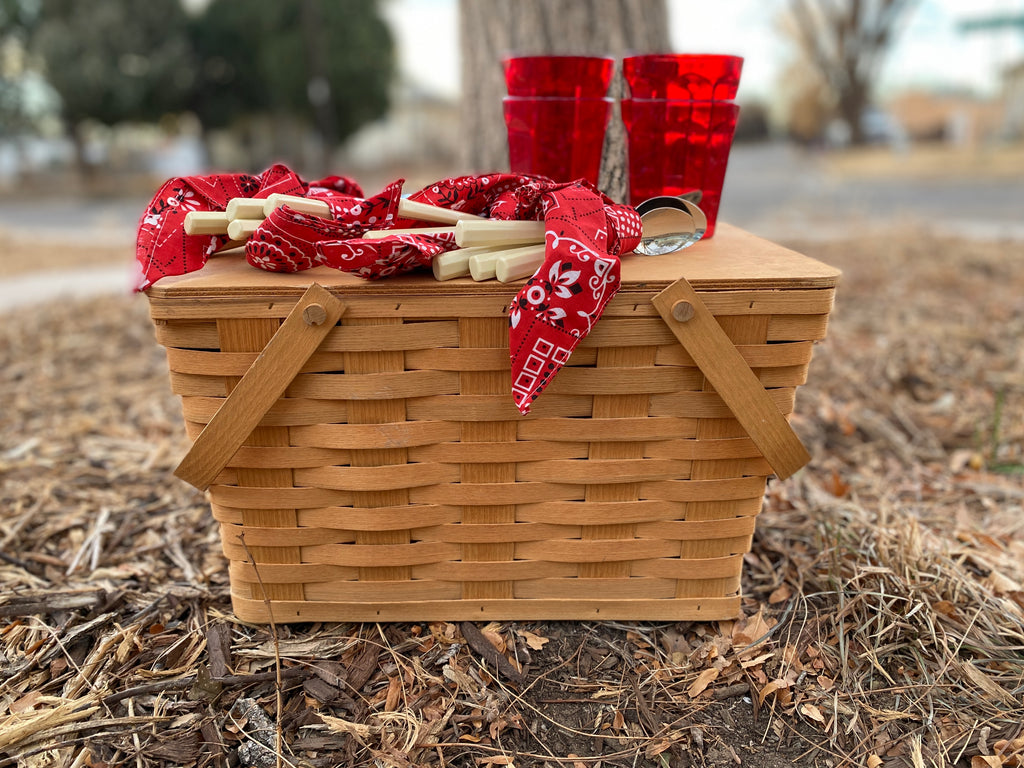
[136,168,641,414]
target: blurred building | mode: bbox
[886,89,1007,144]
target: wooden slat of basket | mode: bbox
[546,366,704,395]
[290,421,461,449]
[581,319,676,347]
[415,560,576,582]
[287,370,460,400]
[303,541,462,568]
[181,396,350,427]
[405,394,594,421]
[303,580,462,602]
[649,388,796,419]
[411,482,584,506]
[517,458,692,484]
[405,347,508,371]
[413,522,579,543]
[515,577,678,600]
[410,440,588,463]
[295,463,460,492]
[641,476,767,502]
[517,500,685,525]
[633,554,745,579]
[679,314,772,599]
[227,596,741,623]
[654,340,814,368]
[211,485,349,509]
[696,288,835,316]
[458,316,518,600]
[295,505,461,531]
[342,317,413,582]
[219,523,355,547]
[152,319,219,348]
[767,314,830,341]
[217,317,303,602]
[230,561,358,584]
[321,321,459,351]
[517,538,681,562]
[643,436,760,461]
[226,445,349,469]
[518,417,699,442]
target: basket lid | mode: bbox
[145,223,840,298]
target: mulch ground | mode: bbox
[1,230,1022,767]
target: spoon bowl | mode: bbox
[633,196,707,256]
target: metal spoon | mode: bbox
[633,195,708,256]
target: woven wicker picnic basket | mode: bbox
[146,224,839,623]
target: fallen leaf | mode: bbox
[800,703,826,723]
[866,756,883,768]
[320,714,375,745]
[481,628,506,653]
[687,667,720,698]
[817,674,835,691]
[733,608,775,648]
[971,757,1002,768]
[739,651,775,669]
[758,678,791,705]
[768,583,792,604]
[384,676,402,712]
[475,757,514,766]
[517,629,549,651]
[826,468,850,496]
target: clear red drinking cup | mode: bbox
[503,96,613,186]
[623,54,743,101]
[503,55,615,98]
[620,98,741,237]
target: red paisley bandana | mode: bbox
[134,163,320,290]
[136,167,641,414]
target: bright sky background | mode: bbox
[382,0,1024,101]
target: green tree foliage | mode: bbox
[32,0,194,130]
[189,0,396,147]
[0,0,42,134]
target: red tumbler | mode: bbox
[503,96,613,186]
[620,99,740,237]
[623,54,743,101]
[503,55,615,98]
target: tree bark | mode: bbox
[458,0,670,203]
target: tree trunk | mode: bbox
[458,0,670,203]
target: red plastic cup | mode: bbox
[503,55,615,98]
[503,96,613,185]
[623,54,743,101]
[620,98,741,237]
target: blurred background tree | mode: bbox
[1,0,41,136]
[18,0,394,178]
[31,0,195,175]
[781,0,918,145]
[188,0,395,172]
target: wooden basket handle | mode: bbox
[174,283,348,491]
[652,276,811,480]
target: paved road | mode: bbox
[720,143,1024,241]
[2,143,1022,312]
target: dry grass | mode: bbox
[1,230,1023,767]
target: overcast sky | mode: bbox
[382,0,1024,100]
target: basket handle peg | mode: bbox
[173,283,347,491]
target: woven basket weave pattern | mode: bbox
[150,281,833,622]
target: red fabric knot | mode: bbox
[137,168,643,415]
[135,163,324,290]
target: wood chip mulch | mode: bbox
[1,231,1022,768]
